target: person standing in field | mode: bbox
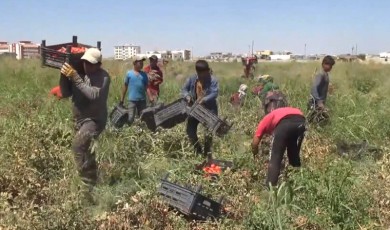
[120,57,149,125]
[59,48,110,188]
[182,60,219,156]
[143,55,163,105]
[252,107,306,187]
[308,55,336,110]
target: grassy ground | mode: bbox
[0,57,389,229]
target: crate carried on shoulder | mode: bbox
[158,173,224,221]
[40,35,101,74]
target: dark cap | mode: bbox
[149,55,158,61]
[195,60,210,72]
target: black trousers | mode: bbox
[186,116,213,156]
[266,115,306,186]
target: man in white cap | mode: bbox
[120,57,149,125]
[60,47,111,190]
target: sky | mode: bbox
[1,0,389,57]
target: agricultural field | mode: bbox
[0,57,390,229]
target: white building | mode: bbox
[15,41,40,60]
[269,54,291,61]
[379,52,390,59]
[114,44,141,60]
[0,41,40,59]
[171,49,191,61]
[0,42,9,54]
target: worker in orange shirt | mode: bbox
[49,85,63,99]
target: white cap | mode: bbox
[239,84,248,92]
[81,48,102,64]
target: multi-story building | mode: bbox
[171,49,191,61]
[0,42,10,54]
[16,41,40,60]
[114,44,141,60]
[0,41,40,59]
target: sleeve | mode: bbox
[124,72,130,86]
[181,77,192,98]
[259,83,270,97]
[311,73,322,100]
[202,79,219,102]
[254,114,271,139]
[71,74,110,101]
[142,72,148,86]
[59,74,72,98]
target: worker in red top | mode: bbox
[252,107,306,187]
[49,85,63,99]
[144,55,163,105]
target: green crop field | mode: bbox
[0,57,390,229]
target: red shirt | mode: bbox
[254,107,304,139]
[49,86,62,99]
[144,65,163,93]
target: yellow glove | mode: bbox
[60,63,77,78]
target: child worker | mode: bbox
[251,106,306,188]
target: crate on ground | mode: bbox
[188,102,233,137]
[40,35,101,74]
[158,174,223,221]
[140,103,165,132]
[154,98,189,128]
[110,105,129,128]
[195,157,234,172]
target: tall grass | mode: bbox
[0,57,389,229]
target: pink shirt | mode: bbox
[254,107,304,139]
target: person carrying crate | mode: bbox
[59,48,110,189]
[182,60,219,156]
[251,107,306,188]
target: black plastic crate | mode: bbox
[154,99,188,128]
[158,174,223,221]
[109,105,129,128]
[140,103,164,132]
[40,36,101,74]
[188,103,233,137]
[202,158,234,171]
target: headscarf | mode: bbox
[238,84,248,98]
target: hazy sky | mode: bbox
[1,0,389,57]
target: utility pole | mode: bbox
[356,44,358,55]
[352,46,354,55]
[251,40,254,56]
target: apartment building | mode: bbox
[171,49,191,61]
[0,41,40,59]
[16,41,40,60]
[114,44,141,60]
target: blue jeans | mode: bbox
[128,100,147,125]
